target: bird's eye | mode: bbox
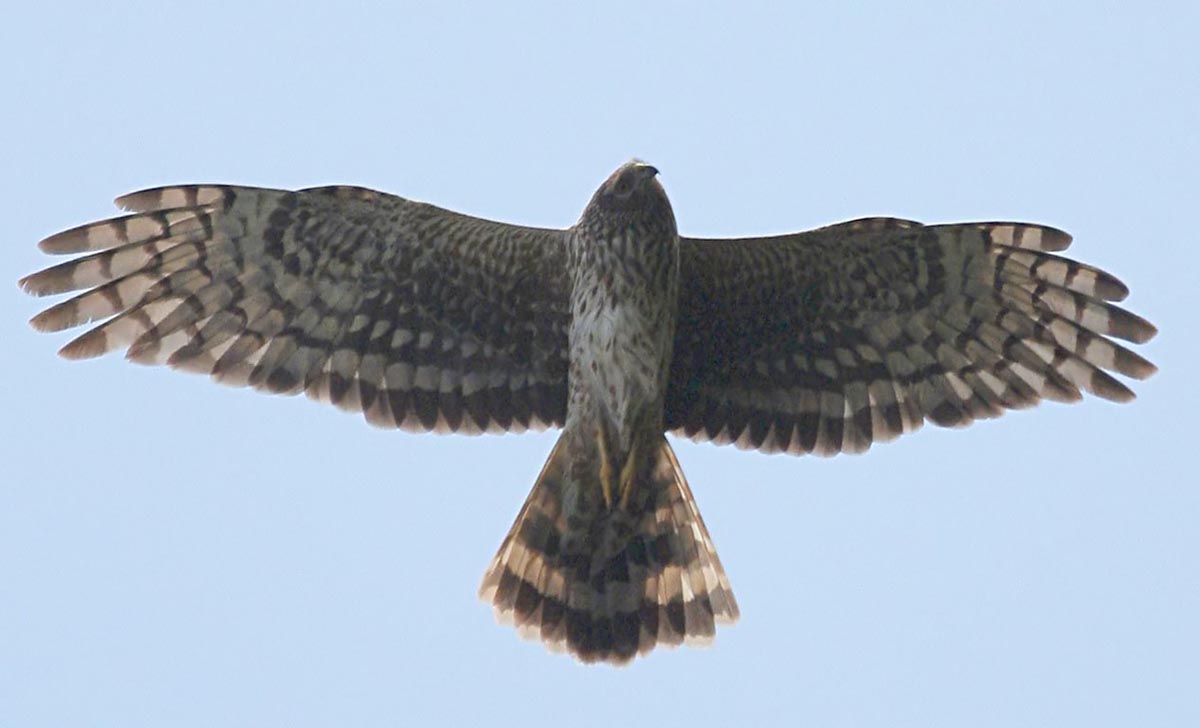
[611,173,635,198]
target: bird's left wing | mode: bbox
[21,184,571,434]
[666,218,1157,456]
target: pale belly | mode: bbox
[572,300,671,448]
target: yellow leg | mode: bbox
[596,426,615,509]
[618,437,642,511]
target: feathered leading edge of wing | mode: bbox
[20,184,572,434]
[666,218,1157,456]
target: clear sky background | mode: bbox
[2,3,1196,726]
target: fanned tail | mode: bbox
[479,432,738,664]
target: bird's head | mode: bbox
[579,160,675,236]
[602,159,661,199]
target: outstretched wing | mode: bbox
[666,218,1157,456]
[21,184,571,434]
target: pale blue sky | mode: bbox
[3,3,1196,726]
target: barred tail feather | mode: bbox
[479,433,737,664]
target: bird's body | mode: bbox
[568,163,679,456]
[479,163,736,661]
[20,161,1157,664]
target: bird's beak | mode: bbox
[636,163,660,179]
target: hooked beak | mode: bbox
[636,162,660,179]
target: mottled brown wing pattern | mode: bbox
[667,218,1157,456]
[21,184,571,434]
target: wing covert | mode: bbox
[666,218,1156,456]
[21,184,571,434]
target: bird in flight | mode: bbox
[19,161,1157,664]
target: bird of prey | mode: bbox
[19,161,1157,664]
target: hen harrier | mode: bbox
[19,161,1156,664]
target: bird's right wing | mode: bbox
[21,184,572,434]
[666,218,1157,456]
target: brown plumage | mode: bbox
[19,161,1157,664]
